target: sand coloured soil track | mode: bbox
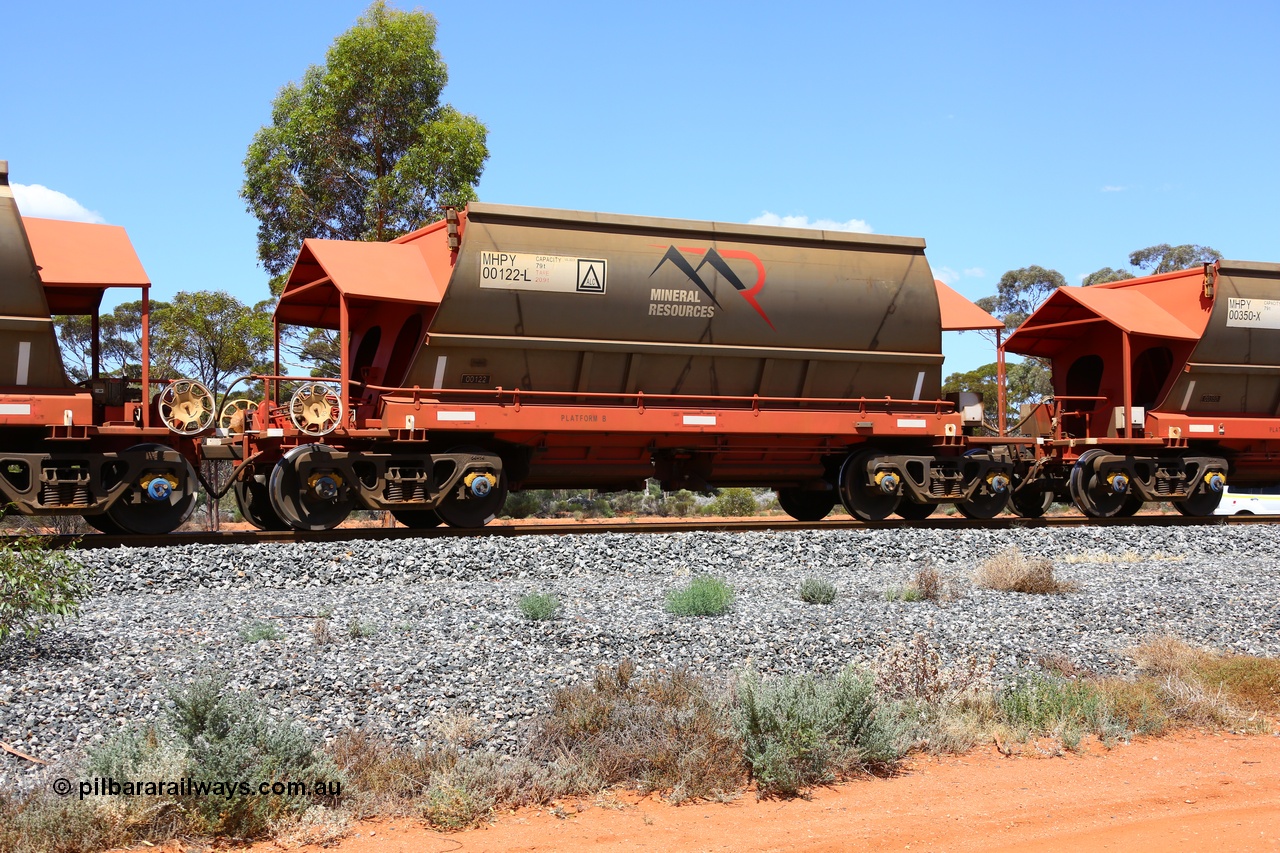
[243,731,1279,853]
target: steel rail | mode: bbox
[3,513,1276,551]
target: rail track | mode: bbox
[2,512,1276,550]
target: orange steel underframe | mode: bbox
[237,381,977,485]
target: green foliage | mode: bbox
[798,577,837,605]
[242,1,488,289]
[665,575,735,617]
[153,292,274,394]
[996,673,1109,741]
[732,667,899,798]
[661,489,697,517]
[53,299,164,383]
[347,618,378,639]
[0,537,90,642]
[161,676,340,836]
[421,781,492,829]
[943,358,1054,431]
[502,489,549,519]
[1129,243,1222,275]
[885,585,924,602]
[1082,266,1136,286]
[710,487,758,517]
[985,265,1068,330]
[239,620,283,643]
[517,592,561,621]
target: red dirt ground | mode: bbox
[231,730,1280,853]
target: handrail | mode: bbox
[363,383,957,415]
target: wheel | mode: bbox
[234,473,289,530]
[837,450,901,521]
[776,488,837,521]
[435,446,508,529]
[1068,449,1131,519]
[158,380,215,435]
[895,500,937,520]
[1114,493,1145,517]
[268,444,355,531]
[390,509,442,529]
[955,451,1010,519]
[1173,488,1223,517]
[83,514,127,534]
[105,444,200,534]
[1009,488,1053,518]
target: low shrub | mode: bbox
[239,620,283,643]
[710,488,758,517]
[502,489,551,519]
[974,548,1078,594]
[162,676,341,837]
[798,577,837,605]
[884,585,924,602]
[665,575,735,617]
[312,617,334,645]
[1133,634,1280,722]
[885,564,951,603]
[997,673,1107,738]
[0,535,91,642]
[657,489,698,518]
[733,666,900,798]
[531,660,743,802]
[876,634,992,705]
[347,618,377,639]
[518,592,561,621]
[0,789,118,853]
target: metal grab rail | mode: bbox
[365,383,958,416]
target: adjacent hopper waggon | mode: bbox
[210,203,1013,529]
[0,161,215,533]
[1002,260,1280,518]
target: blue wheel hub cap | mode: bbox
[146,478,173,501]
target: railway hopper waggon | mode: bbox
[1003,261,1280,518]
[213,203,1012,529]
[0,161,215,533]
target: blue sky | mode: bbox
[7,0,1278,374]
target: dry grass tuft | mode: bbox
[876,633,993,704]
[886,564,956,603]
[1063,550,1184,565]
[530,660,744,803]
[1037,653,1086,678]
[974,548,1078,594]
[1133,634,1280,717]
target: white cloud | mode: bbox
[12,183,105,223]
[934,266,960,285]
[962,267,986,278]
[1101,185,1127,193]
[749,211,873,234]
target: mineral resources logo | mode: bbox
[648,245,774,329]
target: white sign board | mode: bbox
[1225,297,1280,330]
[479,251,607,295]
